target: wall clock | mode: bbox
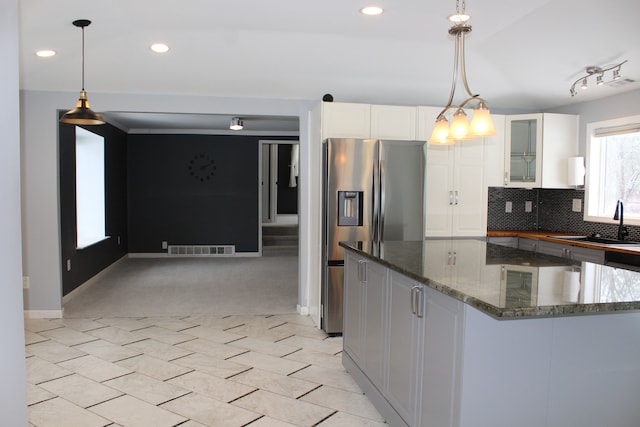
[188,153,216,182]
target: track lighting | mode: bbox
[569,60,627,97]
[428,0,496,145]
[229,117,243,130]
[60,19,104,125]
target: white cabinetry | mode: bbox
[425,139,487,237]
[421,107,504,237]
[322,102,417,140]
[504,113,578,188]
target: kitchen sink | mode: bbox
[549,235,640,245]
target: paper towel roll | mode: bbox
[562,271,581,303]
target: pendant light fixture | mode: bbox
[428,0,495,145]
[60,19,105,125]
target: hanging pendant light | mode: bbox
[428,0,495,145]
[60,19,104,125]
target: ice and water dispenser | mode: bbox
[337,191,363,226]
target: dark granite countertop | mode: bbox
[340,239,640,319]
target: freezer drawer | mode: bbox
[322,264,344,335]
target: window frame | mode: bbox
[584,114,640,226]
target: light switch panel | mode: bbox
[525,201,532,212]
[505,201,512,213]
[572,199,582,212]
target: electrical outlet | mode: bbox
[572,199,582,212]
[162,241,168,250]
[22,276,29,289]
[525,201,532,212]
[66,259,71,271]
[505,201,512,213]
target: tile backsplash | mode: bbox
[487,187,640,241]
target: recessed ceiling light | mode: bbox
[36,50,56,58]
[361,6,384,16]
[150,43,170,53]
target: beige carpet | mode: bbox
[63,254,298,318]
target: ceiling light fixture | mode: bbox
[569,60,627,97]
[36,50,56,58]
[229,117,244,130]
[60,19,104,125]
[150,43,170,53]
[428,0,495,145]
[360,6,384,16]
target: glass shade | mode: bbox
[470,104,496,137]
[450,108,472,140]
[428,117,454,145]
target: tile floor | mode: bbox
[25,314,386,427]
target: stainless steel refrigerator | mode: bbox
[321,138,425,334]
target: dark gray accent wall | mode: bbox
[488,187,640,241]
[127,134,294,253]
[59,120,129,296]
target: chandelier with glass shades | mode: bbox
[429,0,496,145]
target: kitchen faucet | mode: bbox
[613,200,629,241]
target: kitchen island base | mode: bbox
[342,245,640,427]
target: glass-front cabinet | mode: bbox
[505,114,543,187]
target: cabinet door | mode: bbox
[539,113,579,189]
[371,105,417,140]
[362,260,387,390]
[505,114,542,188]
[518,238,538,253]
[386,271,423,426]
[567,245,604,264]
[322,102,371,138]
[425,145,454,237]
[452,139,487,236]
[420,287,464,427]
[343,252,364,363]
[484,114,506,187]
[537,240,567,258]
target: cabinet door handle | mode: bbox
[361,261,368,283]
[447,251,452,265]
[452,251,457,265]
[504,171,508,186]
[449,190,454,206]
[415,287,425,318]
[410,285,421,315]
[454,190,459,205]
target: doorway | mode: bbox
[260,140,300,255]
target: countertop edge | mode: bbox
[340,241,640,320]
[487,230,640,255]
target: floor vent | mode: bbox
[168,245,236,257]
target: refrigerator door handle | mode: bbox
[380,159,386,242]
[372,158,380,242]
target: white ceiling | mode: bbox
[19,0,640,133]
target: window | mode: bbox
[75,127,107,248]
[585,115,640,226]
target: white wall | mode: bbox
[21,90,322,319]
[551,88,640,155]
[1,0,28,424]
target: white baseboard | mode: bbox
[24,310,63,319]
[297,304,309,316]
[63,255,127,305]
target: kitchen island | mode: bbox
[340,239,640,427]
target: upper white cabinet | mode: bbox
[322,102,417,140]
[504,113,578,188]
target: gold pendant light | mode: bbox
[60,19,104,125]
[428,0,495,145]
